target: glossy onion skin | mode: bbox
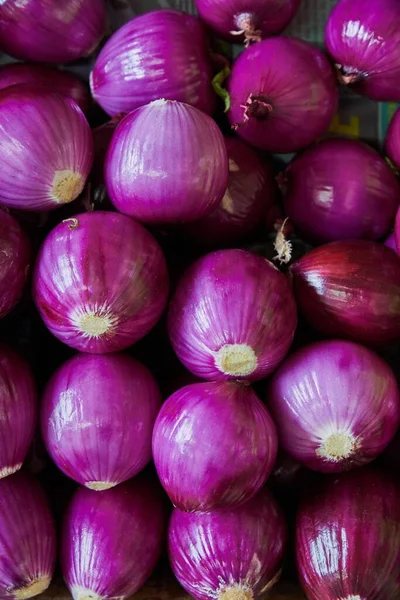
[168,249,297,382]
[325,0,400,101]
[168,487,287,600]
[291,240,400,346]
[283,138,400,244]
[296,468,400,600]
[42,353,162,490]
[0,212,30,319]
[268,340,400,472]
[385,107,400,170]
[90,9,215,117]
[153,381,278,512]
[0,471,56,599]
[62,477,166,600]
[33,212,169,353]
[0,0,106,64]
[106,100,228,225]
[228,37,338,153]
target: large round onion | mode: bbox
[33,212,169,353]
[0,211,30,319]
[153,381,277,512]
[385,107,400,170]
[106,99,228,225]
[90,9,215,117]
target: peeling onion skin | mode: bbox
[33,212,169,353]
[296,468,400,600]
[0,212,30,320]
[168,487,287,600]
[168,249,297,382]
[385,107,400,170]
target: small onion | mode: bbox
[153,381,277,512]
[291,240,400,346]
[90,9,215,117]
[168,487,287,600]
[168,249,297,382]
[268,340,400,472]
[385,107,400,170]
[33,212,169,353]
[0,211,30,319]
[227,37,338,153]
[106,99,228,225]
[0,471,56,599]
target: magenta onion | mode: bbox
[168,487,286,600]
[42,353,161,490]
[227,37,338,153]
[325,0,400,101]
[0,0,106,64]
[168,249,297,382]
[0,471,56,599]
[33,212,169,353]
[106,99,228,224]
[62,477,166,600]
[384,232,398,253]
[296,468,400,600]
[385,107,400,170]
[268,340,400,472]
[153,381,277,512]
[0,211,30,319]
[282,138,400,244]
[0,88,93,212]
[90,9,215,117]
[291,240,400,346]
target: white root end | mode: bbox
[51,170,84,204]
[316,432,360,463]
[0,463,22,479]
[219,586,253,600]
[14,576,52,599]
[71,587,102,600]
[70,306,118,340]
[273,218,292,265]
[85,481,116,491]
[337,596,363,600]
[214,344,257,377]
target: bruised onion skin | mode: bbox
[90,9,215,117]
[296,468,400,600]
[291,240,400,346]
[168,487,287,600]
[0,212,30,320]
[268,340,400,472]
[153,381,277,512]
[33,212,169,353]
[0,471,56,599]
[227,37,338,153]
[168,249,297,382]
[385,107,400,170]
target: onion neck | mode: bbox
[219,587,253,600]
[14,577,51,599]
[232,94,273,131]
[335,64,364,86]
[232,12,262,46]
[316,431,359,463]
[214,343,257,377]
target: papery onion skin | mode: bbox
[296,468,400,600]
[325,0,400,101]
[291,240,400,346]
[0,471,56,599]
[168,249,297,382]
[0,88,93,212]
[227,37,338,153]
[268,340,400,472]
[0,212,30,319]
[106,99,228,225]
[168,487,287,600]
[62,477,166,600]
[0,0,106,64]
[90,9,215,117]
[33,212,169,353]
[283,138,400,244]
[42,353,162,491]
[385,107,400,170]
[153,381,277,512]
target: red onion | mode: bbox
[168,249,297,382]
[384,232,398,253]
[153,381,277,512]
[291,240,400,346]
[168,487,287,600]
[0,471,56,599]
[227,37,338,153]
[0,0,106,64]
[0,212,30,319]
[0,88,93,212]
[106,99,228,225]
[296,468,400,600]
[62,477,166,600]
[325,0,400,101]
[33,212,169,353]
[90,9,215,117]
[282,138,400,244]
[268,340,400,472]
[385,107,400,170]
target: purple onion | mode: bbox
[153,381,277,512]
[90,9,215,117]
[168,487,287,600]
[33,212,169,353]
[168,249,297,382]
[0,211,30,319]
[384,232,398,253]
[227,37,338,153]
[385,107,400,169]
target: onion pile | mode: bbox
[0,211,30,319]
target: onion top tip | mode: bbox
[51,170,84,204]
[214,343,257,377]
[71,308,118,339]
[14,576,52,600]
[219,586,254,600]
